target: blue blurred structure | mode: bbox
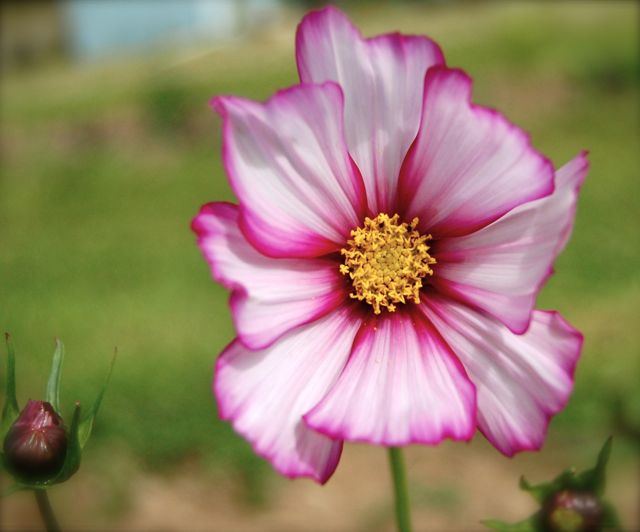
[62,0,281,61]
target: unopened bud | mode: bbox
[3,400,67,482]
[543,489,603,532]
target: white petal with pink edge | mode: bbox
[296,6,444,213]
[398,67,554,238]
[215,307,362,484]
[432,152,589,333]
[421,296,582,456]
[304,312,476,446]
[213,82,366,258]
[192,202,345,350]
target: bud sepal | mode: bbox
[0,335,20,442]
[483,438,621,531]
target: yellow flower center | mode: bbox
[339,213,436,314]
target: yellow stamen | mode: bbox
[340,213,436,314]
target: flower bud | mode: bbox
[543,489,604,532]
[3,400,68,482]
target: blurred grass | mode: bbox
[1,0,638,511]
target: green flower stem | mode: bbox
[388,447,412,532]
[34,490,61,532]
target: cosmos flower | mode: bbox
[192,7,587,483]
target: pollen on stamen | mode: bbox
[340,213,436,314]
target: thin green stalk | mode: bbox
[388,447,412,532]
[34,490,61,532]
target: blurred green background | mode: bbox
[1,1,638,529]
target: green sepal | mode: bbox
[46,339,64,414]
[519,474,556,504]
[52,401,82,483]
[1,334,20,440]
[573,436,612,495]
[78,350,116,449]
[482,516,538,531]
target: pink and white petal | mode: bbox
[296,6,445,213]
[422,296,582,456]
[398,67,554,239]
[553,151,590,252]
[192,202,345,349]
[215,308,362,484]
[213,82,366,258]
[430,280,539,335]
[304,312,476,446]
[432,151,589,332]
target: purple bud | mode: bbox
[3,400,68,482]
[543,489,604,532]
